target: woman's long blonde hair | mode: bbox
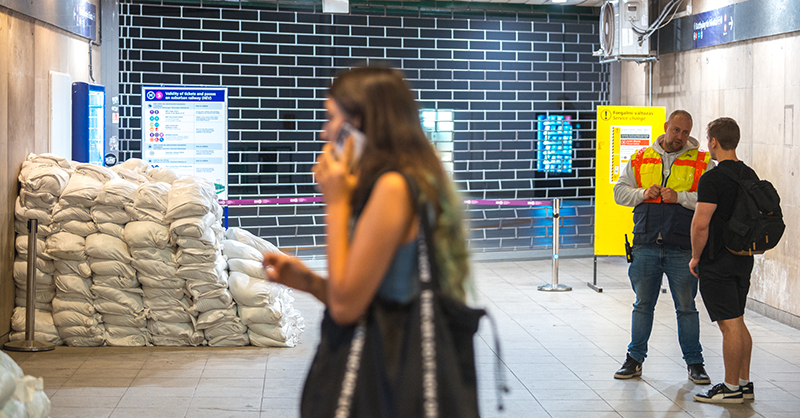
[328,66,470,301]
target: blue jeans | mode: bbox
[627,243,703,365]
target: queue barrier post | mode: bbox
[4,219,55,352]
[538,198,572,292]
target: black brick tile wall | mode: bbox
[119,0,606,257]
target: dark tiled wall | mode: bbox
[118,1,606,257]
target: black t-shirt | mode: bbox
[696,160,758,260]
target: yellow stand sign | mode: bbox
[595,106,666,256]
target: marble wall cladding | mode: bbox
[0,8,101,337]
[620,30,800,318]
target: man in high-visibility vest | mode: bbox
[612,110,716,384]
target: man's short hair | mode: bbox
[707,117,740,150]
[668,110,693,124]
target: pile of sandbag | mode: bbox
[0,351,51,418]
[13,155,70,316]
[168,177,241,346]
[47,163,119,346]
[224,228,304,347]
[8,307,63,346]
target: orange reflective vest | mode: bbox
[631,147,710,203]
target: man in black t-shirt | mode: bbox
[689,117,757,404]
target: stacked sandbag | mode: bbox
[91,177,148,346]
[8,307,63,346]
[14,154,70,313]
[168,177,234,346]
[47,163,118,346]
[0,351,51,418]
[224,228,304,347]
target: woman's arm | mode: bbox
[326,172,417,325]
[263,252,328,304]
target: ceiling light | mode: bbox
[552,0,568,3]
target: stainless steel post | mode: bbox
[4,219,55,352]
[538,199,571,292]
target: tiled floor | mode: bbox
[7,257,800,418]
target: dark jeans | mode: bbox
[627,243,703,365]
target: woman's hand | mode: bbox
[263,252,328,304]
[313,142,358,206]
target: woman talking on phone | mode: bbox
[263,66,482,418]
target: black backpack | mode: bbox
[717,165,785,256]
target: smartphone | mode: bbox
[332,122,366,166]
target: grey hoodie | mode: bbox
[613,134,716,211]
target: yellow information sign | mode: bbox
[595,106,666,256]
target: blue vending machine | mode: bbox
[72,82,105,165]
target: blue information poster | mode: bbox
[536,114,573,173]
[141,87,229,199]
[693,5,735,49]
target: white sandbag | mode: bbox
[15,235,48,260]
[191,293,233,314]
[138,275,185,289]
[54,259,92,278]
[13,257,54,275]
[14,289,54,311]
[92,286,144,314]
[57,325,104,339]
[248,330,295,348]
[124,221,170,248]
[12,266,53,289]
[44,232,86,261]
[196,306,237,330]
[52,297,96,316]
[118,158,149,173]
[125,206,168,225]
[203,321,248,340]
[96,222,125,240]
[54,274,94,299]
[147,321,202,345]
[175,234,218,250]
[176,258,227,283]
[238,303,287,326]
[131,247,175,264]
[142,287,185,300]
[60,164,118,207]
[226,272,291,307]
[222,240,264,262]
[248,322,301,345]
[185,280,227,297]
[60,220,99,237]
[148,308,193,324]
[85,234,131,263]
[26,152,72,170]
[131,259,177,278]
[19,190,58,209]
[0,374,15,411]
[105,325,147,339]
[52,311,101,328]
[92,275,140,289]
[107,168,147,186]
[63,335,104,347]
[1,398,25,418]
[52,203,92,222]
[10,308,58,335]
[145,166,179,184]
[134,181,171,211]
[14,200,53,225]
[170,212,217,240]
[224,227,281,255]
[91,205,131,224]
[165,176,218,221]
[102,312,147,328]
[143,295,191,312]
[19,159,70,194]
[175,248,219,265]
[105,334,148,347]
[11,375,50,418]
[227,259,267,280]
[88,260,136,278]
[207,333,250,347]
[14,219,58,237]
[98,178,140,205]
[8,331,62,348]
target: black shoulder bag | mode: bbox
[300,179,507,418]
